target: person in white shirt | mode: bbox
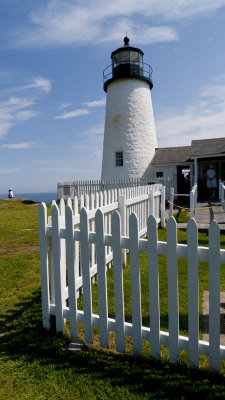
[205,165,217,199]
[8,188,14,199]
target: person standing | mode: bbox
[206,165,217,199]
[8,188,14,199]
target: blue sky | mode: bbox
[1,0,225,193]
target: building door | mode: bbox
[198,162,219,200]
[177,166,190,196]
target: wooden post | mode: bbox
[169,187,174,217]
[118,195,127,266]
[167,217,179,362]
[160,185,165,228]
[112,211,125,352]
[148,215,160,359]
[149,189,154,216]
[187,219,199,367]
[209,220,220,370]
[129,213,142,355]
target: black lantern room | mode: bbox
[103,37,153,92]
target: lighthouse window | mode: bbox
[120,51,129,63]
[113,53,120,66]
[115,151,123,167]
[130,51,139,63]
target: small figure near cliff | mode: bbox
[8,188,14,199]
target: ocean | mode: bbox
[0,192,57,204]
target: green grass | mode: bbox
[174,209,190,223]
[2,199,225,399]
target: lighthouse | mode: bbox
[101,37,157,180]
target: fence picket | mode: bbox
[148,215,160,359]
[52,203,65,333]
[96,209,109,348]
[90,193,95,283]
[65,203,78,338]
[80,207,93,343]
[129,213,142,355]
[187,218,199,367]
[38,203,50,330]
[59,200,67,323]
[167,217,179,362]
[49,201,56,303]
[209,220,221,370]
[112,211,125,352]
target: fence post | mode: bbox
[58,185,63,200]
[160,185,165,228]
[190,189,194,218]
[222,184,225,212]
[149,189,154,217]
[118,194,127,266]
[169,187,174,217]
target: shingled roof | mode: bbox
[191,137,225,156]
[152,137,225,164]
[151,146,191,164]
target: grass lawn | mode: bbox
[2,199,225,399]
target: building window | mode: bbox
[156,171,163,178]
[63,185,70,196]
[115,151,123,166]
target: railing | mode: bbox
[168,184,198,219]
[219,181,225,211]
[39,200,225,371]
[190,184,198,218]
[103,61,153,86]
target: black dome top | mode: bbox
[111,37,144,59]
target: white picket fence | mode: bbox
[40,185,164,311]
[57,177,172,200]
[39,186,225,371]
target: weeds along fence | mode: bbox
[39,190,225,371]
[57,177,172,200]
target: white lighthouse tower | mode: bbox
[101,37,157,180]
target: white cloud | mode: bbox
[2,142,32,149]
[155,75,225,147]
[5,76,51,94]
[0,168,21,174]
[59,102,72,109]
[54,108,90,120]
[0,97,38,138]
[13,0,225,47]
[83,98,106,108]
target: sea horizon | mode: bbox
[0,192,58,204]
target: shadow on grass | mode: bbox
[22,200,39,205]
[1,290,225,398]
